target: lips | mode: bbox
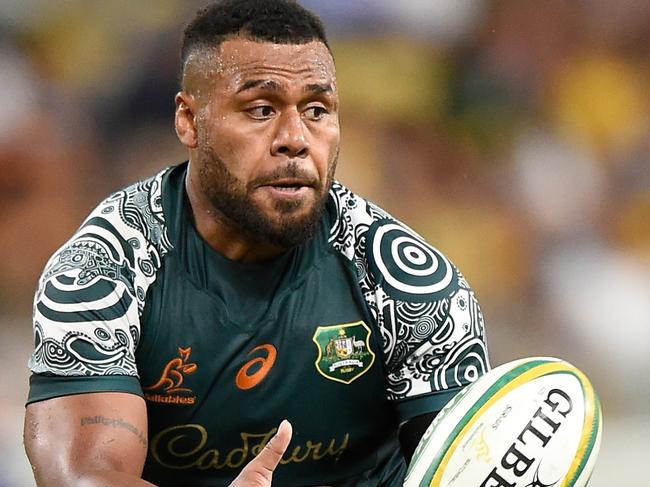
[263,178,312,190]
[254,178,316,203]
[252,165,320,195]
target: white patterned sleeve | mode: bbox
[329,183,491,421]
[27,172,172,403]
[363,218,490,421]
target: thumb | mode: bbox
[230,420,293,487]
[254,420,293,473]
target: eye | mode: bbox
[246,106,275,120]
[304,106,328,121]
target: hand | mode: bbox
[229,420,293,487]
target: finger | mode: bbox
[255,420,293,474]
[229,421,293,487]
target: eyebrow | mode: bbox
[305,83,333,95]
[235,79,334,96]
[236,79,284,94]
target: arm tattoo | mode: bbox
[80,416,147,446]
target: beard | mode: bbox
[197,143,338,248]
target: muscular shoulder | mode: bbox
[39,168,174,300]
[327,180,458,299]
[327,181,391,260]
[82,168,173,260]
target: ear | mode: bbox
[175,92,198,149]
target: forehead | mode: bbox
[201,38,336,92]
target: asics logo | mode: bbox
[235,344,277,390]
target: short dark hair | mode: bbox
[181,0,329,72]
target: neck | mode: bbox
[185,166,287,263]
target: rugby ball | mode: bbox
[404,357,602,487]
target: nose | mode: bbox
[271,109,310,158]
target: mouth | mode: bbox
[260,179,314,192]
[255,179,316,203]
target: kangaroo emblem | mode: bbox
[143,347,198,394]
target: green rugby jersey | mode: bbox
[28,162,489,486]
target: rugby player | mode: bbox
[24,1,490,485]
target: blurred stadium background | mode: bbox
[1,0,649,485]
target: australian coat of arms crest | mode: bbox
[312,321,376,384]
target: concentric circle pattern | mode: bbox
[369,222,457,300]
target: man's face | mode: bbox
[184,38,340,248]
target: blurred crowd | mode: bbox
[1,1,649,485]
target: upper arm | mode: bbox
[24,392,149,486]
[24,174,171,486]
[327,186,490,421]
[364,217,490,420]
[29,174,171,385]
